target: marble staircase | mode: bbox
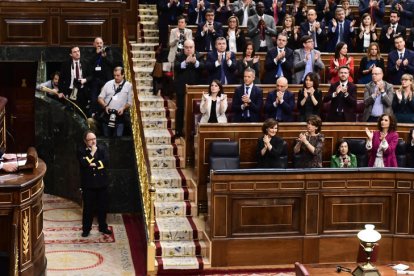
[132,4,208,272]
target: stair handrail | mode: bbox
[10,209,19,276]
[122,24,156,272]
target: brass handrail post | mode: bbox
[147,185,156,272]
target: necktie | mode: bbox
[275,93,283,120]
[273,0,279,25]
[244,86,250,118]
[75,62,80,79]
[311,23,318,48]
[400,52,403,60]
[276,49,283,78]
[220,54,226,84]
[339,23,343,42]
[302,51,313,82]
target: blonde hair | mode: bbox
[400,74,414,96]
[366,42,382,61]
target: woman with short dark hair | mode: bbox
[256,118,286,168]
[293,115,325,168]
[297,72,322,121]
[330,139,357,168]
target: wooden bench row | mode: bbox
[183,83,401,165]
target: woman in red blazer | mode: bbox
[365,113,399,167]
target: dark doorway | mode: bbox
[0,62,37,152]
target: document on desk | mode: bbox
[397,271,414,274]
[394,264,410,271]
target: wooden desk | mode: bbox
[0,160,47,276]
[305,263,405,276]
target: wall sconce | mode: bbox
[352,224,381,276]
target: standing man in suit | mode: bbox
[157,0,185,46]
[327,7,355,52]
[263,33,293,84]
[205,37,237,84]
[263,0,286,26]
[379,10,407,53]
[195,9,224,52]
[88,37,114,118]
[387,35,414,85]
[300,9,326,51]
[77,130,112,237]
[174,39,205,137]
[363,67,394,122]
[232,68,263,122]
[264,77,295,121]
[232,0,257,27]
[392,0,414,28]
[168,16,193,63]
[59,46,92,114]
[323,66,357,122]
[188,0,210,25]
[247,1,277,52]
[293,35,325,84]
[359,0,385,27]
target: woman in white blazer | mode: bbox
[168,16,193,63]
[200,80,228,123]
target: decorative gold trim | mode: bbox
[22,212,29,257]
[14,248,18,276]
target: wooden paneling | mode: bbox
[209,170,414,266]
[0,1,125,46]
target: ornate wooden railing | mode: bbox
[122,26,156,272]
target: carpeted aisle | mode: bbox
[43,194,137,275]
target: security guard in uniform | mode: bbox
[77,130,112,237]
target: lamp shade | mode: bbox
[357,224,381,243]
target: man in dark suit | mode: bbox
[232,68,263,122]
[327,7,355,52]
[315,0,337,23]
[387,35,414,85]
[232,0,257,27]
[157,0,185,46]
[205,37,237,84]
[59,46,92,113]
[77,130,112,237]
[379,10,407,53]
[359,0,385,27]
[264,77,295,121]
[87,37,114,118]
[300,9,326,51]
[408,28,414,51]
[174,39,205,137]
[323,66,357,122]
[188,0,210,25]
[392,0,414,27]
[263,0,286,26]
[263,33,293,84]
[195,9,223,52]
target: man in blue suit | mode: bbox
[300,9,326,51]
[263,33,293,84]
[231,68,263,122]
[327,7,355,52]
[195,9,224,52]
[205,37,238,84]
[188,0,210,25]
[392,0,414,27]
[359,0,385,27]
[264,77,295,121]
[387,35,414,85]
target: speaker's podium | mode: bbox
[0,147,47,276]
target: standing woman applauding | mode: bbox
[365,113,399,167]
[200,80,228,123]
[329,42,354,84]
[294,115,325,168]
[392,74,414,123]
[355,13,377,53]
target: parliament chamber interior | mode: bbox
[0,0,414,275]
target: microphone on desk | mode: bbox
[336,265,352,273]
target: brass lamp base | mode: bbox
[352,264,381,276]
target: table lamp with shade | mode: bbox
[352,224,381,276]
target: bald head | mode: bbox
[184,39,195,55]
[372,67,383,83]
[276,77,288,92]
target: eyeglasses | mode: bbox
[401,78,412,81]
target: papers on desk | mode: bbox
[394,264,411,274]
[397,271,414,275]
[6,160,28,167]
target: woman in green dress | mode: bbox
[330,139,357,168]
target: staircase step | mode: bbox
[139,22,158,30]
[155,187,193,202]
[155,240,206,257]
[136,78,153,87]
[155,217,200,241]
[137,29,159,37]
[154,201,197,217]
[149,156,179,169]
[131,50,155,59]
[136,85,154,94]
[147,144,174,157]
[156,256,202,270]
[138,95,165,108]
[138,37,159,43]
[138,9,158,16]
[142,117,170,129]
[140,107,167,118]
[130,43,158,52]
[137,15,158,23]
[144,129,173,145]
[150,169,185,188]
